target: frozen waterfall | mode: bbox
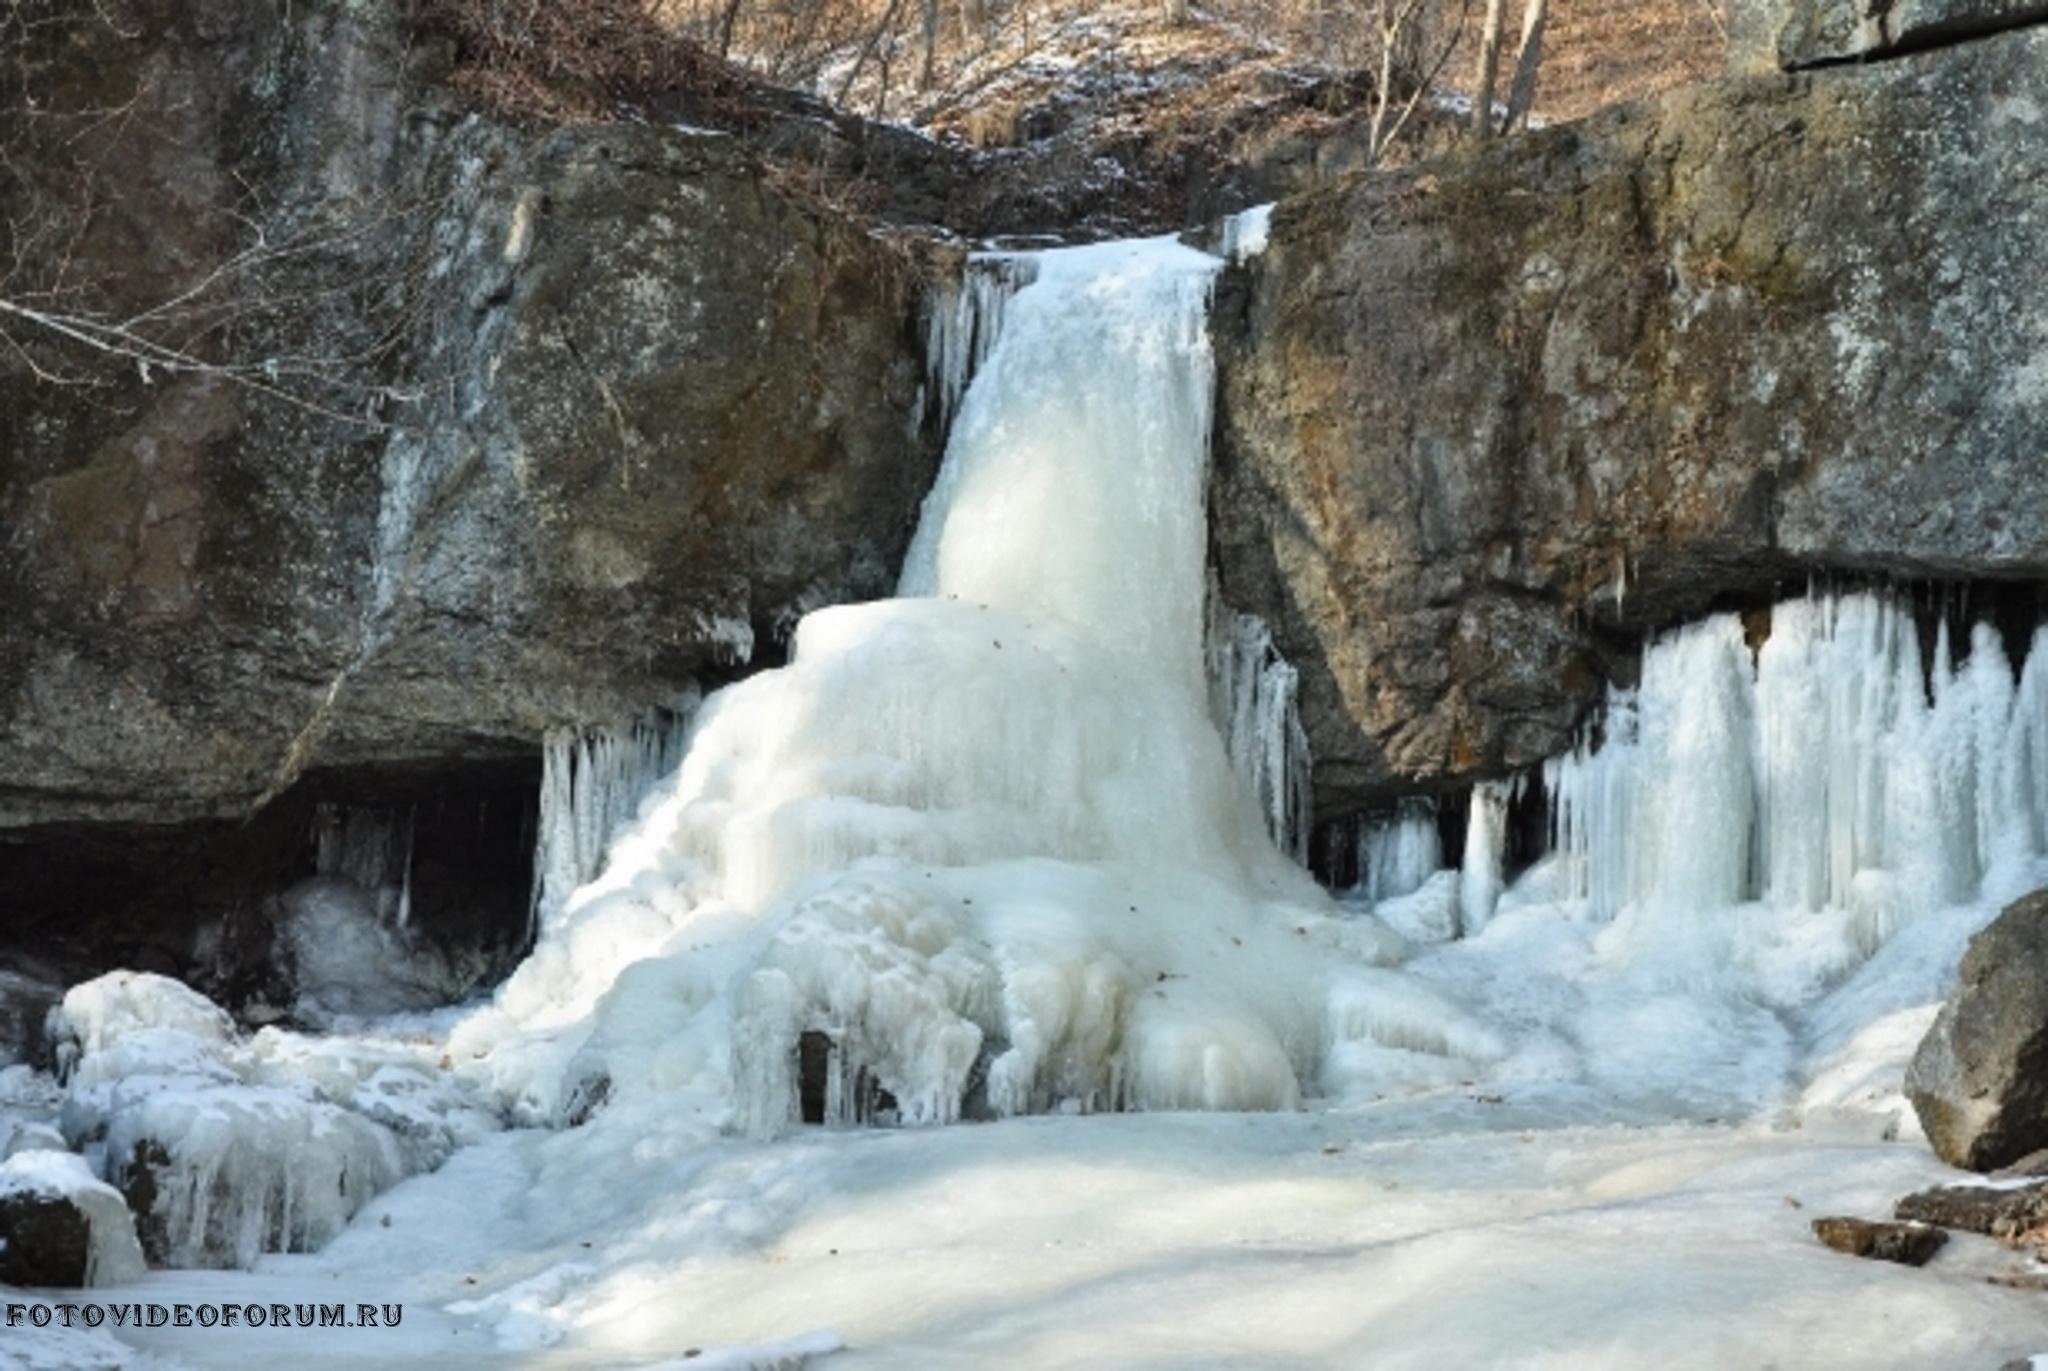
[455,237,1477,1136]
[468,238,2048,1143]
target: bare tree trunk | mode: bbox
[835,0,908,106]
[717,0,746,59]
[1163,0,1190,23]
[1469,0,1507,141]
[960,0,986,37]
[920,0,940,88]
[1503,0,1548,132]
[1368,20,1398,161]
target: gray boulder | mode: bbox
[1730,0,2048,73]
[1907,890,2048,1171]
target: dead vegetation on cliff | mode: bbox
[415,0,758,123]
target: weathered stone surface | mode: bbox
[1811,1215,1950,1265]
[0,1151,145,1288]
[0,1188,95,1287]
[0,0,949,988]
[1908,891,2048,1171]
[0,1,937,838]
[1895,1178,2048,1242]
[1730,0,2048,74]
[1211,29,2048,815]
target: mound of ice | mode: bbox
[278,877,487,1025]
[1370,870,1463,945]
[0,1148,146,1286]
[3,1120,67,1160]
[50,971,495,1269]
[49,972,232,1064]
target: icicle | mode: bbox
[1544,683,1638,920]
[1218,203,1275,263]
[1204,580,1313,863]
[1460,781,1512,937]
[1353,799,1441,903]
[311,804,415,926]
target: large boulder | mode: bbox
[1907,891,2048,1171]
[1211,25,2048,816]
[0,1152,146,1288]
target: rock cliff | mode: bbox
[1211,21,2048,820]
[0,0,938,978]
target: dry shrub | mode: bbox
[415,0,755,122]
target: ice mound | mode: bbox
[49,971,495,1269]
[279,876,488,1024]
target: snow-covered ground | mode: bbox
[8,1096,2044,1369]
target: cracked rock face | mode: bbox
[1730,0,2048,72]
[0,0,938,835]
[1210,26,2048,818]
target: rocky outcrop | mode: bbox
[1810,1215,1949,1265]
[1,0,938,832]
[1896,1177,2048,1241]
[1210,26,2048,816]
[1730,0,2048,73]
[1907,891,2048,1171]
[0,2,940,976]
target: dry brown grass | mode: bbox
[1537,0,1724,122]
[415,0,754,122]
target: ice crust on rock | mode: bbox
[47,972,494,1270]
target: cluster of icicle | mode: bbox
[1347,801,1443,905]
[1527,592,2048,950]
[1205,582,1313,863]
[921,255,1036,431]
[312,803,415,927]
[530,697,700,938]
